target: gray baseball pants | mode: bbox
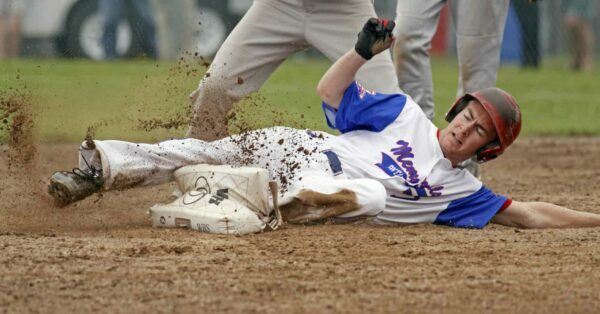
[393,0,509,119]
[186,0,401,141]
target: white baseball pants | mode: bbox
[84,127,386,218]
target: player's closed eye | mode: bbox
[464,111,485,136]
[476,126,485,136]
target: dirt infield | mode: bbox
[1,137,600,313]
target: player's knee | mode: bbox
[394,22,431,55]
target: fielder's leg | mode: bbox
[452,0,509,178]
[453,0,509,95]
[307,0,400,94]
[393,0,445,119]
[186,0,307,141]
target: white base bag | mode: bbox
[148,164,282,235]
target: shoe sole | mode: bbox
[47,180,72,207]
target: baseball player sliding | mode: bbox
[48,19,600,229]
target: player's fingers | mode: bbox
[386,20,396,32]
[367,17,378,28]
[375,18,384,33]
[389,35,396,47]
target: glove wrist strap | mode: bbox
[354,45,373,60]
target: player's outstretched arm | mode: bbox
[317,50,366,108]
[491,200,600,229]
[317,18,395,109]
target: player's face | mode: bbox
[439,100,497,165]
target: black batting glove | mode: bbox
[355,18,395,60]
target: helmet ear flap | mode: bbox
[476,139,501,162]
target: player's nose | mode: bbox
[456,122,474,140]
[456,123,469,136]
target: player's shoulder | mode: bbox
[384,94,432,129]
[402,95,426,116]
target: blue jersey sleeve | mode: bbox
[321,81,407,133]
[434,186,508,229]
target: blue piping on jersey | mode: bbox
[322,81,407,133]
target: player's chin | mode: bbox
[446,145,473,161]
[441,137,461,152]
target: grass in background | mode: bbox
[0,59,197,142]
[1,56,599,143]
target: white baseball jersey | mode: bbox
[322,81,511,228]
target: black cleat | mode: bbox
[48,167,104,207]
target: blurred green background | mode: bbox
[1,57,599,144]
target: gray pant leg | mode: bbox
[393,0,445,119]
[307,0,400,94]
[186,0,306,141]
[453,0,509,95]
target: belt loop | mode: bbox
[323,150,343,176]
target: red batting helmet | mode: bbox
[445,87,522,163]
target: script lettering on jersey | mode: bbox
[390,180,444,201]
[376,140,443,200]
[356,82,376,99]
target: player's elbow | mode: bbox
[316,82,341,109]
[316,81,330,102]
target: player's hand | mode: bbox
[355,18,395,60]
